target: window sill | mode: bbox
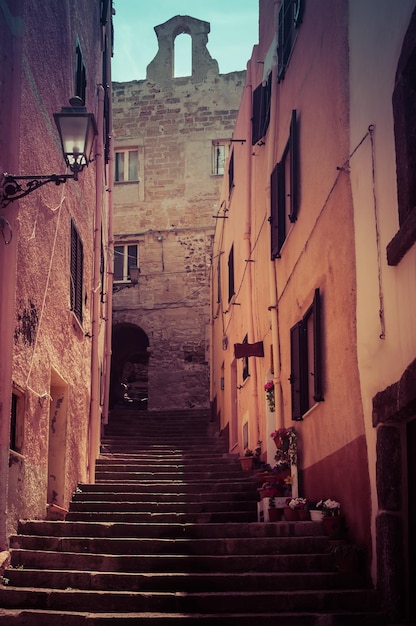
[386,205,416,265]
[70,311,85,339]
[114,180,140,185]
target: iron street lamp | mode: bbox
[0,99,98,209]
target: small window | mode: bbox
[70,220,84,323]
[212,141,229,176]
[115,149,139,182]
[114,243,138,282]
[228,150,235,197]
[270,110,298,258]
[228,244,235,303]
[290,288,323,420]
[242,334,249,382]
[251,73,272,145]
[278,0,304,82]
[75,42,86,104]
[10,390,24,453]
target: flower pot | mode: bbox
[239,457,254,471]
[258,488,275,499]
[298,509,310,521]
[268,507,282,522]
[283,506,299,521]
[310,510,324,521]
[322,514,346,539]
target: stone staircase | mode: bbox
[0,408,387,624]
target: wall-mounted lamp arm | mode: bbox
[0,173,73,208]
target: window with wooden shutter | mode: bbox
[242,334,249,382]
[387,8,416,265]
[270,110,298,259]
[290,288,323,420]
[75,43,86,105]
[278,0,304,82]
[251,73,272,146]
[70,220,84,323]
[228,150,235,197]
[228,244,235,303]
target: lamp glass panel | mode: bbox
[57,115,90,165]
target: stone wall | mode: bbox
[112,15,245,410]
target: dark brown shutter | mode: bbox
[252,83,263,145]
[290,322,302,420]
[313,288,324,402]
[270,164,279,259]
[70,220,83,322]
[289,109,298,223]
[228,245,235,303]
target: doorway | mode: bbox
[48,370,68,508]
[110,323,149,409]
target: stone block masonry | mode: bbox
[112,15,245,410]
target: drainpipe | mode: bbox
[102,82,114,427]
[243,58,261,445]
[267,1,285,435]
[88,84,105,483]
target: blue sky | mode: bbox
[112,0,259,82]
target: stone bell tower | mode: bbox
[146,15,219,85]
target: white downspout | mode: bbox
[88,84,105,483]
[243,59,261,445]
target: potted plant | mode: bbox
[264,381,275,412]
[284,497,309,521]
[328,541,364,573]
[320,499,346,539]
[239,442,262,471]
[307,499,325,521]
[270,427,298,466]
[268,496,282,521]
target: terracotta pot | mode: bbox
[298,508,310,521]
[322,514,346,539]
[283,506,299,521]
[268,507,282,522]
[239,457,254,471]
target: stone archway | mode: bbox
[110,323,150,410]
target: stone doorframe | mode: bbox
[372,357,416,622]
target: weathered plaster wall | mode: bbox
[112,15,245,410]
[1,0,113,541]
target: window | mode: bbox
[70,220,83,323]
[228,244,235,303]
[212,141,229,175]
[228,150,235,197]
[115,149,139,182]
[387,7,416,265]
[270,110,298,258]
[75,42,86,104]
[114,243,138,282]
[251,73,272,145]
[10,390,24,453]
[290,288,323,420]
[277,0,304,82]
[242,334,249,382]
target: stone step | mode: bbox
[71,491,255,503]
[67,500,257,514]
[64,510,258,523]
[0,609,388,625]
[8,549,335,572]
[87,481,258,492]
[0,587,381,614]
[95,465,247,482]
[16,521,325,540]
[5,569,364,592]
[10,535,330,556]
